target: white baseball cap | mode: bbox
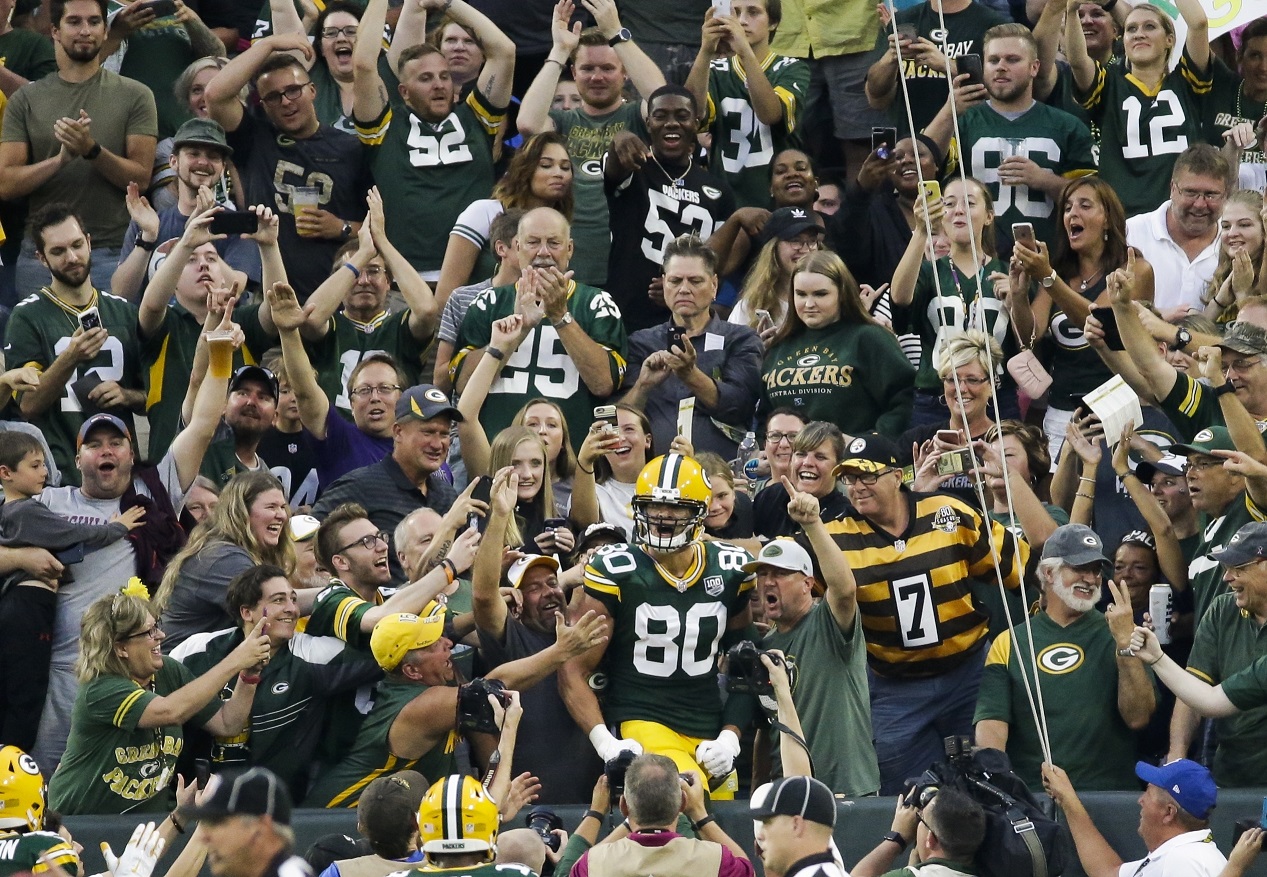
[741,539,813,576]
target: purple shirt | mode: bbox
[314,408,392,487]
[571,831,754,877]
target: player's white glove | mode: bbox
[589,725,644,763]
[695,729,741,779]
[105,822,165,877]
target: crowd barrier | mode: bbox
[64,789,1267,877]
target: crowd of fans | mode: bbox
[2,0,1267,872]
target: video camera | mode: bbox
[457,677,510,735]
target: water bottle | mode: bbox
[1149,583,1173,645]
[733,432,758,495]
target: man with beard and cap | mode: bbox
[3,204,144,484]
[29,331,234,772]
[0,0,157,294]
[112,117,261,301]
[200,365,281,488]
[451,207,627,453]
[925,23,1094,249]
[471,466,602,803]
[1127,145,1228,318]
[974,523,1156,791]
[603,85,736,332]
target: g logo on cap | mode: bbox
[1195,428,1214,443]
[424,388,447,403]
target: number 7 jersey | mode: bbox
[583,541,754,739]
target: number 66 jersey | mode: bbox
[822,491,1028,678]
[583,540,754,739]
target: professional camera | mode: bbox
[605,749,637,797]
[457,677,510,735]
[726,641,789,696]
[526,806,563,852]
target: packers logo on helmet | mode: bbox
[0,745,45,832]
[418,775,499,859]
[632,454,711,552]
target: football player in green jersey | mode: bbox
[561,453,756,799]
[0,746,80,877]
[686,0,809,208]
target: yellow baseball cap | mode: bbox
[370,602,447,671]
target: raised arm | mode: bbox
[584,0,663,100]
[207,34,314,132]
[472,466,516,639]
[1110,251,1178,403]
[170,296,236,490]
[387,0,426,76]
[458,314,529,477]
[1032,0,1064,101]
[786,477,857,629]
[1104,580,1157,730]
[368,188,438,339]
[267,280,332,438]
[891,196,941,307]
[518,0,575,135]
[303,224,375,340]
[1063,0,1096,93]
[452,0,516,109]
[1175,0,1209,72]
[353,0,391,123]
[1111,428,1188,591]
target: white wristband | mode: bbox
[589,724,617,755]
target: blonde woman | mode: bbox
[46,588,269,814]
[1202,191,1267,322]
[156,471,294,650]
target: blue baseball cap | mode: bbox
[1134,759,1217,819]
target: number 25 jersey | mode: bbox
[584,541,754,739]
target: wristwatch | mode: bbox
[881,832,908,851]
[1213,382,1237,397]
[1170,326,1192,351]
[1040,270,1058,288]
[134,232,157,252]
[551,312,575,330]
[84,142,102,161]
[607,27,631,47]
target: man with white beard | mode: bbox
[973,524,1156,791]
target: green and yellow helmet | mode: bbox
[633,453,712,551]
[0,746,45,832]
[418,775,499,859]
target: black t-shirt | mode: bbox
[226,107,371,299]
[753,483,849,541]
[605,157,736,332]
[257,427,321,509]
[476,615,602,802]
[708,491,755,540]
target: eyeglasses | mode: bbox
[1174,186,1226,204]
[784,238,820,253]
[359,266,386,278]
[1225,358,1261,374]
[260,82,312,106]
[119,623,163,642]
[841,469,893,486]
[349,384,402,398]
[321,25,358,38]
[942,376,990,387]
[765,431,800,445]
[336,531,390,553]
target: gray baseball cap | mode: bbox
[1041,523,1110,573]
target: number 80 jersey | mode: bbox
[584,541,754,739]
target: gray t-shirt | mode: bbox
[31,448,186,773]
[160,542,254,651]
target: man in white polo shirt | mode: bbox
[1126,144,1227,320]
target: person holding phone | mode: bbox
[684,0,809,208]
[1013,176,1154,463]
[891,176,1025,428]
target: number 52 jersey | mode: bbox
[584,541,754,739]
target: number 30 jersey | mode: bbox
[821,490,1028,679]
[1079,49,1211,216]
[584,541,754,739]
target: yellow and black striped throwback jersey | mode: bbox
[823,490,1028,678]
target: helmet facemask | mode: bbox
[632,497,707,552]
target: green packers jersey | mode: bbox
[452,281,627,452]
[303,676,458,808]
[1189,492,1264,624]
[549,103,647,287]
[47,660,219,815]
[704,53,809,208]
[974,610,1140,790]
[823,490,1028,678]
[142,300,271,461]
[1079,49,1211,215]
[893,257,1017,391]
[583,541,754,738]
[0,831,80,877]
[306,580,379,651]
[1159,373,1267,442]
[1204,60,1266,171]
[3,288,142,484]
[356,78,504,273]
[952,101,1095,245]
[311,310,429,420]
